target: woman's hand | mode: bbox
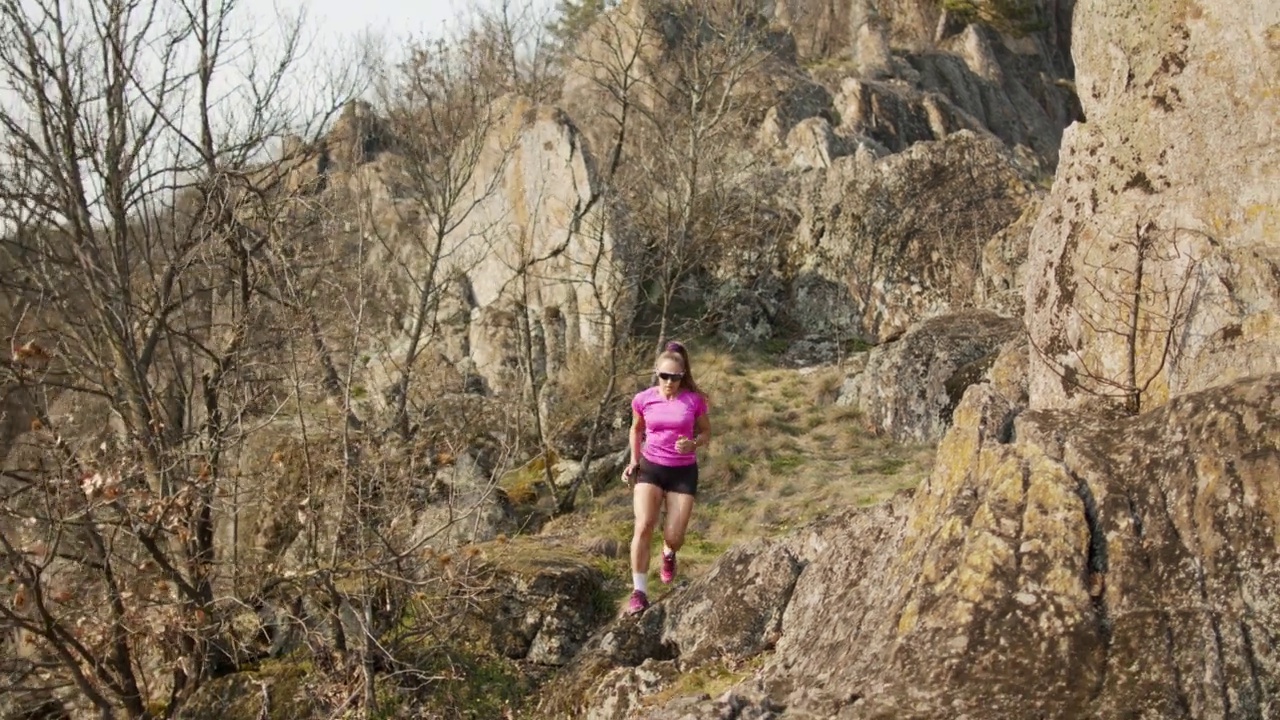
[675,435,696,454]
[622,462,639,485]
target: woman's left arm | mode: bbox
[693,413,711,450]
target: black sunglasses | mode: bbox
[657,372,685,382]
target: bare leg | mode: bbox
[631,483,665,576]
[662,492,696,555]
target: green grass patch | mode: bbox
[877,457,908,475]
[767,454,805,474]
[381,646,531,719]
[498,453,560,511]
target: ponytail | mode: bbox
[656,340,704,399]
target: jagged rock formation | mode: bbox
[1024,0,1280,412]
[787,130,1036,344]
[287,97,635,398]
[478,545,606,666]
[775,0,1078,165]
[537,371,1280,719]
[560,0,1073,348]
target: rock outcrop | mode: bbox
[478,543,611,667]
[788,130,1036,342]
[287,96,635,399]
[558,0,1069,347]
[537,371,1280,719]
[177,541,609,720]
[1024,0,1280,412]
[535,533,828,718]
[777,0,1079,165]
[841,310,1022,441]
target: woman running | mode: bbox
[622,341,711,614]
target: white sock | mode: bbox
[632,572,648,593]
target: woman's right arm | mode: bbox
[624,410,644,480]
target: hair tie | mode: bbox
[666,341,684,352]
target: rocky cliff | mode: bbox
[775,0,1078,163]
[1025,0,1280,412]
[562,0,1075,351]
[786,131,1036,345]
[288,96,635,399]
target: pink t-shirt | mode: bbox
[632,387,708,467]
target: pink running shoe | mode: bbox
[627,589,650,615]
[660,550,677,584]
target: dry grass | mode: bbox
[564,345,935,588]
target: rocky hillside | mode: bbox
[563,0,1074,353]
[527,0,1280,717]
[4,0,1276,717]
[537,372,1280,719]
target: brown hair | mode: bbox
[655,341,704,398]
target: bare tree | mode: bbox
[1029,218,1203,415]
[506,189,640,515]
[575,0,769,349]
[363,30,515,441]
[475,0,565,103]
[0,0,363,715]
[481,0,666,515]
[472,0,773,514]
[288,17,553,714]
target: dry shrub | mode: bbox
[544,345,648,454]
[741,405,772,431]
[811,367,846,407]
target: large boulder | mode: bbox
[841,310,1023,441]
[534,539,809,718]
[538,371,1280,719]
[478,542,611,666]
[784,372,1280,719]
[1024,0,1280,412]
[659,540,803,665]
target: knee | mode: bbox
[634,520,656,538]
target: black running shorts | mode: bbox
[636,457,698,496]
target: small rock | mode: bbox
[581,537,622,559]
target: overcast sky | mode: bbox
[291,0,556,51]
[299,0,457,45]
